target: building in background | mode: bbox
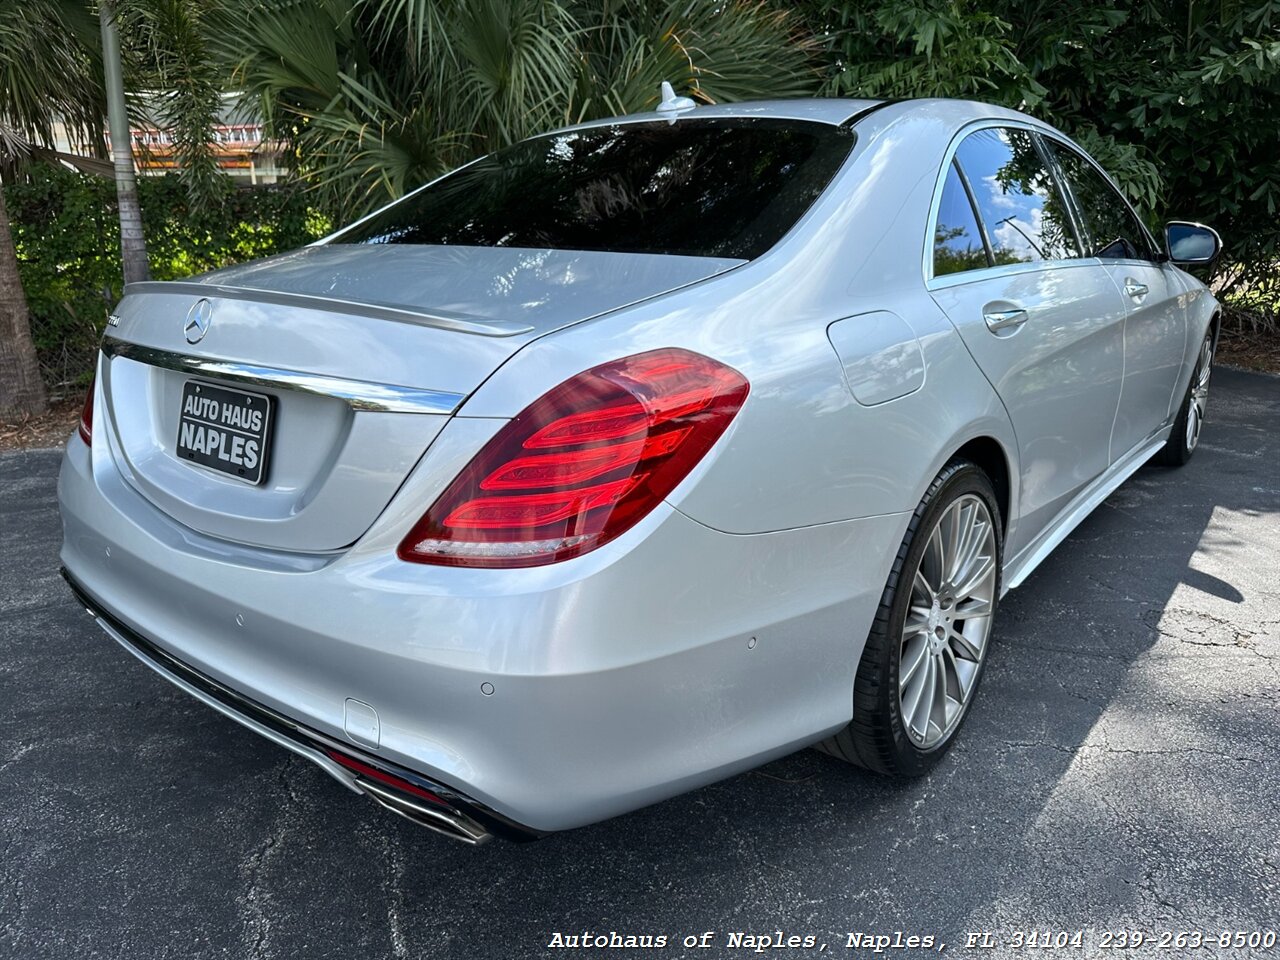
[51,93,286,185]
[130,96,285,184]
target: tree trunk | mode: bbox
[100,0,149,286]
[0,184,49,418]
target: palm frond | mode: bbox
[0,0,103,164]
[221,0,817,219]
[120,0,231,207]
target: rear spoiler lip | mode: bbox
[122,280,535,339]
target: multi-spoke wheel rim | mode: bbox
[1186,332,1214,452]
[899,494,998,750]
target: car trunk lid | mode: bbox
[98,245,742,552]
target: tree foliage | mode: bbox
[808,0,1280,300]
[0,0,106,415]
[118,0,231,209]
[0,0,102,164]
[4,165,326,388]
[221,0,820,217]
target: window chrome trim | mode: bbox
[101,336,466,415]
[927,255,1102,291]
[1031,132,1090,257]
[923,117,1107,291]
[952,157,995,265]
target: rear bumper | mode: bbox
[61,566,526,844]
[58,433,906,833]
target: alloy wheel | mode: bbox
[898,494,998,749]
[1186,332,1214,452]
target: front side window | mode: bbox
[933,160,990,276]
[333,118,856,261]
[1045,141,1153,260]
[954,127,1081,264]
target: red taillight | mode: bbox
[77,373,95,446]
[397,348,749,568]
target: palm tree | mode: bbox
[100,0,150,285]
[0,0,102,417]
[0,0,228,416]
[224,0,820,218]
[97,0,233,282]
[0,163,49,417]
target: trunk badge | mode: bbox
[184,298,213,344]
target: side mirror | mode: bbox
[1165,221,1221,268]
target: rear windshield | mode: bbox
[333,118,856,260]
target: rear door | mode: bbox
[927,125,1127,558]
[1042,138,1188,461]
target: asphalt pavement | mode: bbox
[1,368,1277,959]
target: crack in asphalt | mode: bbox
[241,832,278,959]
[0,835,21,949]
[380,828,411,959]
[998,740,1270,765]
[0,744,37,777]
[238,758,305,960]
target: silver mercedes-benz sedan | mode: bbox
[58,97,1221,843]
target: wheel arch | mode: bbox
[950,435,1013,535]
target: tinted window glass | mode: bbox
[934,161,990,276]
[334,118,856,260]
[955,128,1080,264]
[1046,141,1153,260]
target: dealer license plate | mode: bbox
[176,380,273,484]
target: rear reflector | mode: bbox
[397,348,749,567]
[78,373,95,446]
[325,749,450,808]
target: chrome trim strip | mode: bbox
[123,280,533,338]
[102,336,466,415]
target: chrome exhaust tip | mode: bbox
[355,777,492,845]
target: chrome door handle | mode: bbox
[1124,279,1149,298]
[983,308,1028,332]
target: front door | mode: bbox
[1042,138,1188,459]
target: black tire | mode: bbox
[1155,324,1215,467]
[818,460,1003,776]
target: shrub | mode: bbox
[4,164,328,390]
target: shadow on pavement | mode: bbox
[1,369,1277,959]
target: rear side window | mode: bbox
[933,161,990,276]
[1045,140,1154,260]
[954,127,1081,264]
[334,118,856,260]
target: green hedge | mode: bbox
[4,164,328,390]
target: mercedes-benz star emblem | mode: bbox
[184,298,213,344]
